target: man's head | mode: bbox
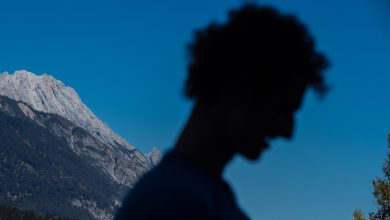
[184,4,329,160]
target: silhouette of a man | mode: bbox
[116,3,329,220]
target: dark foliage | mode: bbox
[353,134,390,220]
[0,95,127,219]
[0,204,69,220]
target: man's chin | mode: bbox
[241,152,261,161]
[239,145,268,161]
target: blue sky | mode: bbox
[1,0,390,219]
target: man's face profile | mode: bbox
[183,3,328,162]
[225,82,307,161]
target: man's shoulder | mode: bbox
[116,187,213,220]
[115,154,216,219]
[115,151,250,220]
[132,152,214,199]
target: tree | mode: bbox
[353,209,366,220]
[354,134,390,220]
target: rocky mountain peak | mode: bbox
[0,70,134,152]
[0,70,161,185]
[146,147,162,166]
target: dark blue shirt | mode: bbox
[115,150,250,220]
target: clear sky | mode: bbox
[1,0,390,219]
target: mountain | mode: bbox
[0,95,126,219]
[0,71,162,219]
[0,70,160,186]
[0,204,69,220]
[0,70,131,151]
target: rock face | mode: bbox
[0,70,129,150]
[0,70,130,151]
[0,70,160,186]
[0,95,126,219]
[145,147,163,167]
[0,70,163,219]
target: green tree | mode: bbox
[353,209,366,220]
[354,134,390,220]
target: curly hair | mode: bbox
[185,4,329,102]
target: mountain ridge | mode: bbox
[0,70,161,186]
[0,94,127,219]
[0,70,155,153]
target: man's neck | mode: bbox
[173,104,234,179]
